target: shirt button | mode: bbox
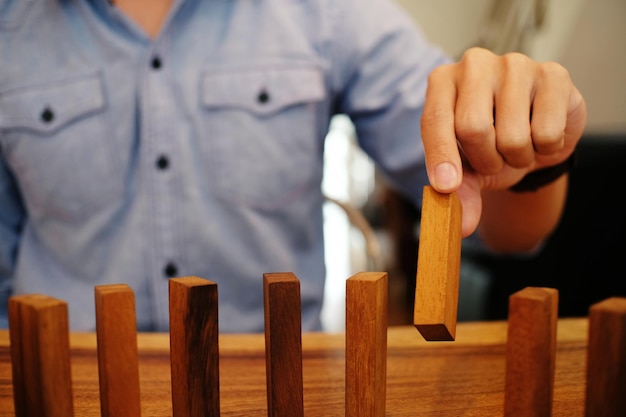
[156,155,169,170]
[164,262,178,278]
[41,107,54,123]
[151,56,162,70]
[257,90,270,104]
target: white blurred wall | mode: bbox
[395,0,626,134]
[558,0,626,134]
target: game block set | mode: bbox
[3,187,625,416]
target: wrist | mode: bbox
[509,152,577,193]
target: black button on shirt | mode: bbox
[41,107,54,123]
[156,155,169,170]
[164,262,178,278]
[151,56,162,70]
[257,90,270,104]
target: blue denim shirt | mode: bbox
[0,0,449,332]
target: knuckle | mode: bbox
[504,154,533,169]
[498,138,529,154]
[501,52,533,70]
[538,61,570,82]
[532,128,565,153]
[466,152,503,175]
[496,134,534,168]
[426,63,453,85]
[455,114,494,145]
[532,125,565,143]
[460,47,494,64]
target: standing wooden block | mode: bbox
[169,277,220,417]
[346,272,388,417]
[8,294,74,417]
[585,297,626,417]
[413,185,462,341]
[94,284,141,417]
[263,273,304,417]
[504,287,558,417]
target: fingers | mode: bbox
[529,62,571,156]
[455,49,539,173]
[493,53,536,168]
[420,64,463,193]
[532,63,587,163]
[453,48,502,174]
[562,85,587,154]
[421,46,585,213]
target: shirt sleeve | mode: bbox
[329,0,452,208]
[0,155,25,328]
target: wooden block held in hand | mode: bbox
[263,272,304,417]
[504,287,558,417]
[169,277,220,417]
[413,185,462,341]
[95,284,141,417]
[8,294,74,417]
[346,272,388,417]
[585,297,626,417]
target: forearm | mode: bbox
[477,174,568,253]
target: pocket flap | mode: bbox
[201,66,325,116]
[0,73,106,134]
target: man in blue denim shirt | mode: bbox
[0,0,586,332]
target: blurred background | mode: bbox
[321,0,626,331]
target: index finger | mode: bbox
[420,64,463,193]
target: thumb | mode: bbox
[455,175,483,238]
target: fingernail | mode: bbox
[434,162,458,190]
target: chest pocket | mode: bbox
[199,66,326,209]
[0,72,121,221]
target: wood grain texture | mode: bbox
[413,185,462,341]
[168,276,220,417]
[263,272,304,417]
[7,295,74,417]
[94,284,141,417]
[346,272,388,417]
[0,319,591,416]
[585,297,626,417]
[505,287,558,417]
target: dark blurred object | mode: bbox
[382,186,420,315]
[478,134,626,319]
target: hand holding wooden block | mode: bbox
[413,186,462,341]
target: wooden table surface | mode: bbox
[0,318,589,416]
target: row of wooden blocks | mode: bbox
[7,272,387,417]
[7,272,626,416]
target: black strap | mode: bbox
[509,151,577,193]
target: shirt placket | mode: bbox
[141,45,181,330]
